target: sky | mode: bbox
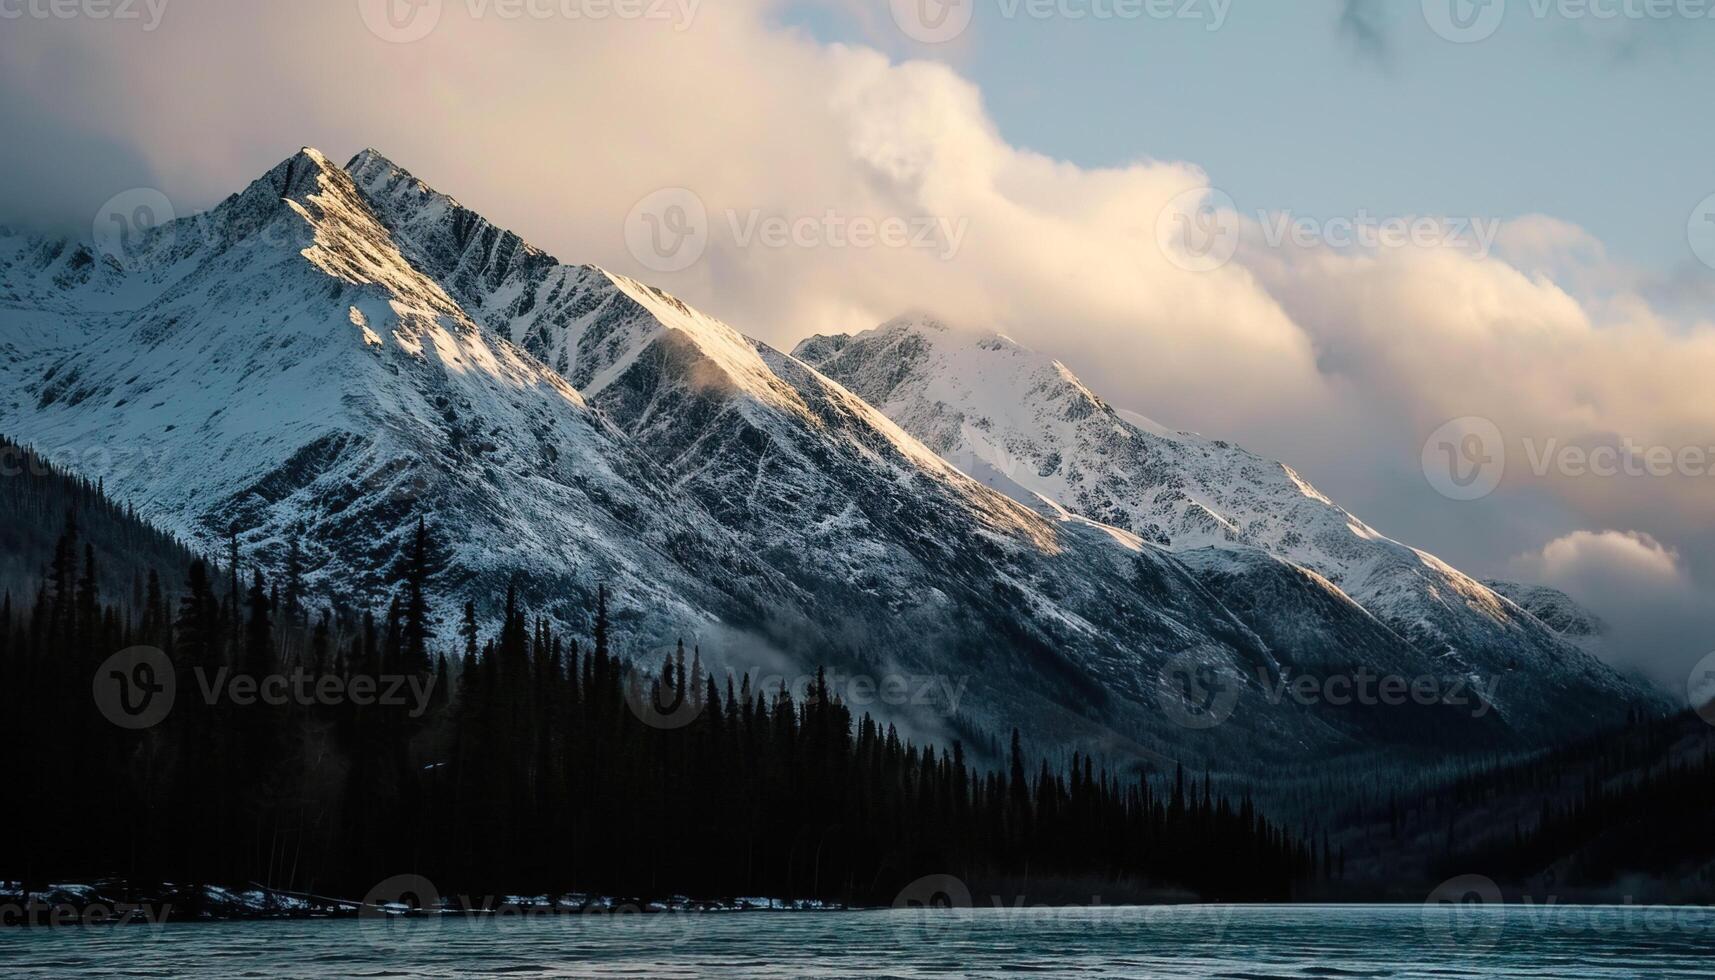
[1,0,1711,687]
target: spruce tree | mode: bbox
[402,516,432,672]
[282,531,305,625]
[243,568,273,677]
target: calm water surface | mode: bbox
[3,904,1711,977]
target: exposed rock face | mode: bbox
[796,315,1649,744]
[0,148,1648,774]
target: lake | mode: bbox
[3,904,1711,977]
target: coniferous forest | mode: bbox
[7,434,1714,915]
[0,437,1313,912]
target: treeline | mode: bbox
[0,444,1312,905]
[0,434,197,605]
[1286,701,1715,898]
[1429,711,1715,891]
[425,581,1309,902]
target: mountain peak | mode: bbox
[0,145,1652,765]
[867,313,1045,363]
[878,310,953,334]
[347,146,394,170]
[193,146,349,228]
[346,146,412,186]
[194,145,466,318]
[268,146,341,198]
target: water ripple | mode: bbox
[1,905,1711,978]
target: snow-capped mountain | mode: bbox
[794,316,1647,730]
[0,150,779,637]
[0,148,1648,771]
[344,150,1306,757]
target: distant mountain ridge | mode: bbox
[1483,579,1606,642]
[794,315,1643,727]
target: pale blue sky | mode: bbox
[779,0,1715,278]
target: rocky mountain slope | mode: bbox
[0,148,1649,771]
[1484,579,1606,643]
[795,316,1646,738]
[0,149,773,640]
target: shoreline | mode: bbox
[5,881,1710,927]
[0,882,849,927]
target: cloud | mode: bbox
[0,0,1711,677]
[1525,530,1688,591]
[1240,210,1715,539]
[1510,531,1706,686]
[0,1,1328,437]
[1493,215,1607,274]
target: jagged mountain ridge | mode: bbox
[0,147,1647,769]
[1484,579,1606,642]
[793,315,1644,729]
[0,149,1286,764]
[0,149,782,639]
[346,148,1645,746]
[346,149,1330,758]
